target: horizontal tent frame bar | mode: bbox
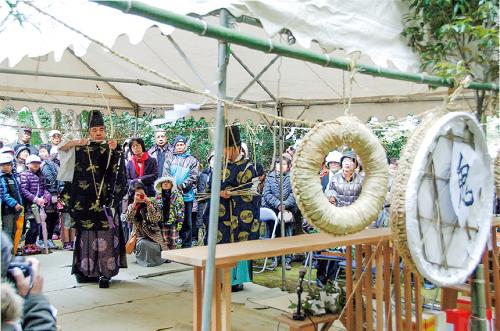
[0,68,194,94]
[98,1,499,92]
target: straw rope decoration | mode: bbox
[389,103,493,287]
[389,108,445,273]
[291,116,388,235]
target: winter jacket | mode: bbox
[148,144,173,177]
[124,199,167,250]
[162,151,199,202]
[125,156,158,198]
[325,172,364,207]
[0,172,23,215]
[1,293,57,331]
[41,159,59,194]
[19,170,51,206]
[261,171,297,213]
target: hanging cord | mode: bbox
[343,53,359,116]
[25,2,315,127]
[444,75,473,106]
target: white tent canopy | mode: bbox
[0,0,453,123]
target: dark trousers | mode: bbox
[180,201,193,248]
[316,259,340,283]
[191,211,198,242]
[25,218,39,245]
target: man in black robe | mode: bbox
[59,110,127,288]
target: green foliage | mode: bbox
[288,280,345,316]
[402,0,499,117]
[402,0,499,82]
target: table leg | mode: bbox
[221,266,232,331]
[212,268,222,331]
[193,266,203,331]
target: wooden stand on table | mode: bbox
[275,313,339,331]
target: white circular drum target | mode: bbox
[391,111,493,286]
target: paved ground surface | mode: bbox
[37,250,297,331]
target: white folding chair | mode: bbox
[253,207,278,273]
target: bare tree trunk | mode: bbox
[475,90,486,134]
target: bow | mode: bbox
[96,84,115,139]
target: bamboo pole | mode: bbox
[491,227,500,331]
[97,1,499,92]
[471,265,488,331]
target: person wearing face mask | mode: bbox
[14,146,31,175]
[261,157,298,270]
[316,151,364,287]
[58,110,127,288]
[321,151,342,192]
[162,135,199,248]
[148,130,173,178]
[325,151,364,207]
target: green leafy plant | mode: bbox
[402,0,499,120]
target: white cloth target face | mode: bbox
[405,112,493,286]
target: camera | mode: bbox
[7,257,32,284]
[138,193,145,200]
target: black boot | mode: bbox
[231,284,244,292]
[75,273,98,283]
[99,276,110,288]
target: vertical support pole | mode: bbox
[201,9,229,331]
[471,264,488,331]
[277,102,286,291]
[133,105,139,137]
[346,245,354,330]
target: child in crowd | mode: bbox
[20,155,51,255]
[38,145,59,250]
[0,154,23,242]
[14,146,30,174]
[154,177,185,250]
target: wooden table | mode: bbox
[162,228,391,331]
[275,313,339,331]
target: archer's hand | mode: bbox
[108,139,117,150]
[220,190,231,199]
[77,138,88,146]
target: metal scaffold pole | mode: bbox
[200,9,230,331]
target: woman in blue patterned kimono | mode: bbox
[59,110,127,288]
[215,125,260,292]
